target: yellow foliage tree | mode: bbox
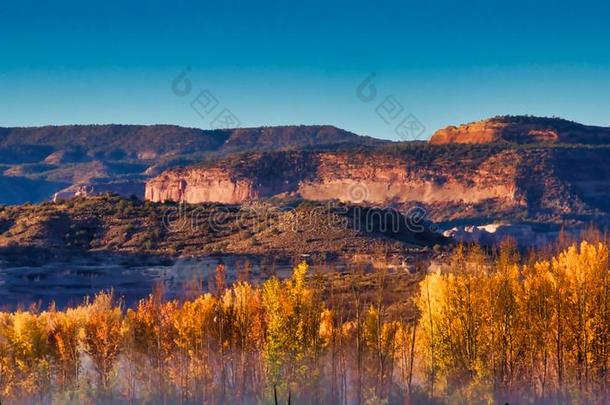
[82,291,125,393]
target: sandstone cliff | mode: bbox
[146,150,518,206]
[430,116,610,145]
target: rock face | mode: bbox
[430,116,610,145]
[146,168,255,203]
[147,151,513,205]
[145,143,610,228]
[146,152,318,203]
[296,152,518,205]
[144,150,544,210]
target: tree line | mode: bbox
[0,235,609,404]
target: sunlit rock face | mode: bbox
[145,150,521,206]
[145,169,255,204]
[430,116,610,145]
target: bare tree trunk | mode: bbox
[426,283,435,398]
[408,322,417,398]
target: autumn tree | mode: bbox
[82,291,125,394]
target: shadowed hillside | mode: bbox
[0,195,445,266]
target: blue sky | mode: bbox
[1,0,610,140]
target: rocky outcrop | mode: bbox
[430,116,610,145]
[145,169,256,203]
[441,223,563,246]
[53,180,146,201]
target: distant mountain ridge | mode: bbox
[0,124,379,163]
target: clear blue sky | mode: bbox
[2,0,610,140]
